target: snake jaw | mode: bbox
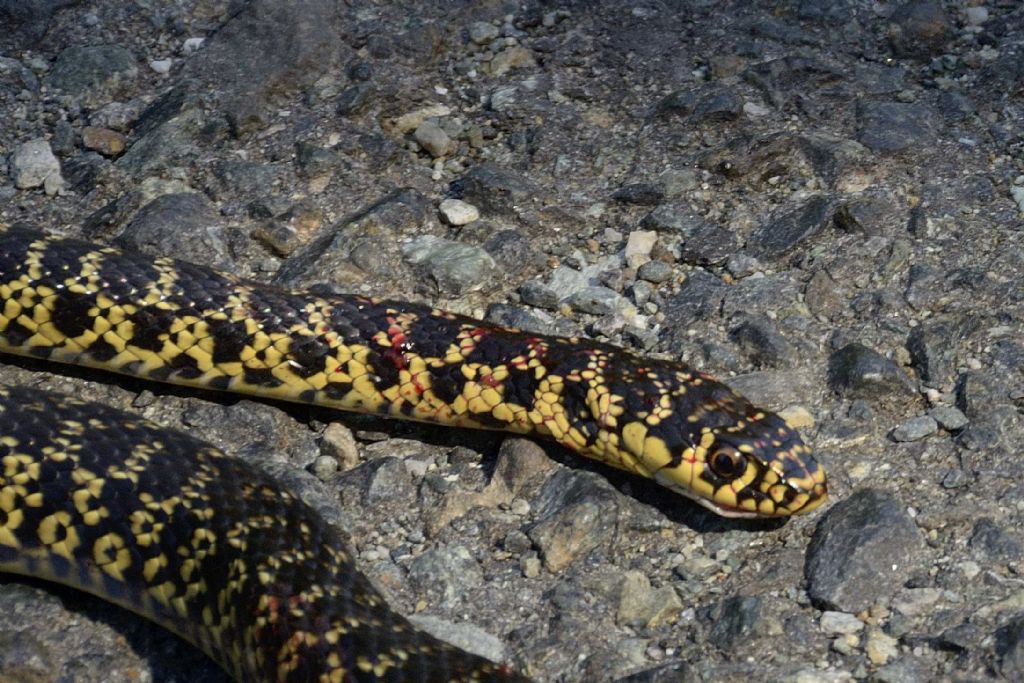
[652,469,762,518]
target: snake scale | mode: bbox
[0,226,827,681]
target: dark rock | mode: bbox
[747,194,832,259]
[721,274,801,321]
[482,229,537,275]
[707,596,764,651]
[402,235,496,296]
[183,0,344,137]
[805,489,925,612]
[489,301,559,336]
[796,0,853,23]
[128,85,190,140]
[336,82,375,116]
[206,159,286,214]
[827,343,917,400]
[275,188,430,288]
[450,164,539,219]
[0,0,82,49]
[904,263,944,309]
[526,470,620,573]
[935,90,975,123]
[642,207,739,266]
[0,57,40,95]
[890,415,938,442]
[729,316,796,368]
[929,405,968,432]
[61,152,108,193]
[834,195,896,235]
[365,457,416,505]
[616,661,696,683]
[692,87,742,123]
[612,182,666,206]
[637,260,672,283]
[654,89,697,118]
[996,614,1024,680]
[887,1,952,58]
[936,623,980,653]
[857,102,938,153]
[956,370,1011,420]
[0,628,55,682]
[407,545,484,610]
[519,280,560,309]
[116,193,232,269]
[804,269,844,319]
[969,518,1023,564]
[47,44,138,107]
[295,141,346,178]
[907,318,970,386]
[743,57,844,111]
[659,270,727,329]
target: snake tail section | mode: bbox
[0,385,530,682]
[0,227,825,516]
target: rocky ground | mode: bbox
[0,0,1023,681]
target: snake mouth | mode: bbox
[653,470,763,519]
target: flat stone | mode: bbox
[402,235,496,295]
[891,415,938,442]
[929,405,968,431]
[747,194,832,259]
[857,102,938,153]
[613,182,666,206]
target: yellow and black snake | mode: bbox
[0,226,827,681]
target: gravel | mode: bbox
[1,1,1023,681]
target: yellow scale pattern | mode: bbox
[0,386,527,682]
[0,229,826,517]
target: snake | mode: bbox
[0,226,827,681]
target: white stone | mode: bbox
[624,230,657,269]
[11,138,62,191]
[964,7,988,26]
[1011,186,1024,214]
[439,198,480,225]
[149,59,173,74]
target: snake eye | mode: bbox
[709,447,745,479]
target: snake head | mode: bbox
[646,409,828,518]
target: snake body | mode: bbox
[0,385,527,682]
[0,226,827,680]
